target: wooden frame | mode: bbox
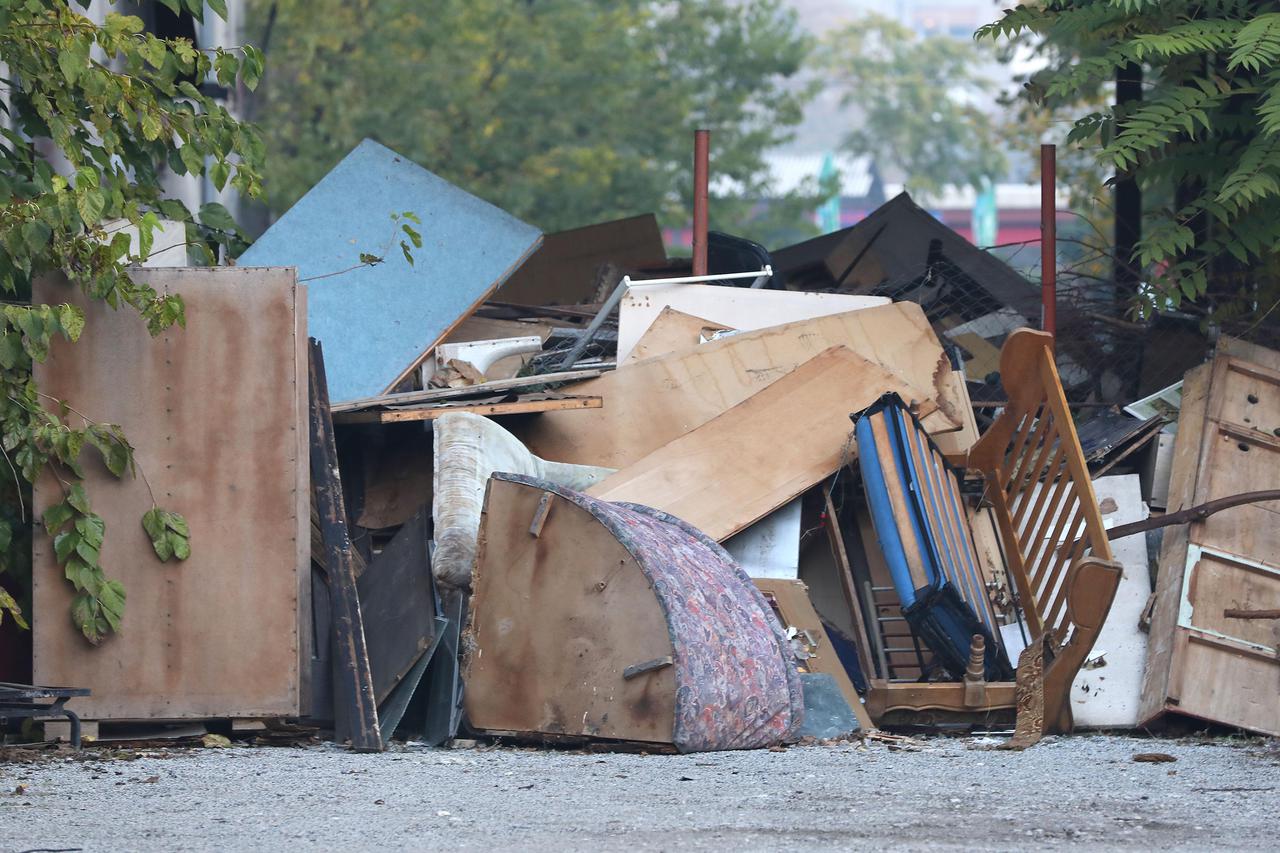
[867,330,1123,734]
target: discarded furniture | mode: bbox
[1141,340,1280,737]
[432,413,613,590]
[0,682,90,749]
[854,393,1012,683]
[32,269,310,723]
[464,474,803,752]
[864,330,1122,734]
[239,139,542,402]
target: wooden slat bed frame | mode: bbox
[866,329,1123,734]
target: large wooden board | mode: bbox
[519,301,960,469]
[587,347,931,542]
[464,477,677,743]
[617,284,888,361]
[32,268,308,720]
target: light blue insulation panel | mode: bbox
[239,139,542,402]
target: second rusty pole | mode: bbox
[1040,143,1057,339]
[693,129,710,277]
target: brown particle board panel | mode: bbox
[496,213,667,306]
[1140,354,1280,736]
[519,301,961,469]
[587,347,933,542]
[622,307,733,365]
[32,268,307,720]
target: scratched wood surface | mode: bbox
[31,269,308,720]
[518,302,960,469]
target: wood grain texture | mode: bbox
[464,477,677,744]
[520,301,960,469]
[31,269,307,720]
[587,347,932,541]
[622,307,732,365]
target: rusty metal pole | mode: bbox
[1041,143,1057,339]
[692,129,710,277]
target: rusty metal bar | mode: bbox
[1041,143,1057,338]
[692,129,710,277]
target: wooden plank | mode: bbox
[520,301,961,469]
[332,394,602,424]
[31,268,306,720]
[587,347,935,541]
[355,508,436,704]
[465,477,677,744]
[330,367,612,413]
[754,578,875,731]
[622,307,732,365]
[617,284,888,361]
[309,340,382,752]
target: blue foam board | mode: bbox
[240,139,542,402]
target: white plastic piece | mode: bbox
[423,336,543,384]
[432,413,614,589]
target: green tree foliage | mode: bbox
[980,1,1280,327]
[0,0,264,642]
[248,0,814,243]
[820,13,1007,195]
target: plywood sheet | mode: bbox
[588,348,928,541]
[617,284,888,362]
[496,214,666,307]
[1070,475,1151,728]
[32,268,307,720]
[622,307,732,365]
[238,139,542,402]
[464,477,677,743]
[519,301,960,469]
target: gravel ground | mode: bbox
[2,734,1278,851]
